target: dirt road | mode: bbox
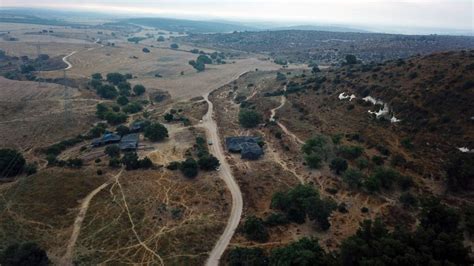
[202,92,243,266]
[62,169,123,265]
[62,51,77,70]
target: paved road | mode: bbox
[202,92,243,266]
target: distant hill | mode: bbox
[123,17,257,33]
[269,24,369,33]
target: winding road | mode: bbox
[202,92,243,266]
[62,51,77,70]
[269,86,304,145]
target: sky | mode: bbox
[2,0,473,32]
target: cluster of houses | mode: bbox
[91,121,147,151]
[225,136,264,160]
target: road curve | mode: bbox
[62,51,77,70]
[202,92,243,266]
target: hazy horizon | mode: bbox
[2,0,473,34]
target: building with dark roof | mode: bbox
[225,136,263,160]
[91,133,121,147]
[119,133,139,151]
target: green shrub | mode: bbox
[144,122,168,142]
[399,192,418,208]
[179,158,198,178]
[0,242,49,266]
[305,153,323,169]
[0,149,26,178]
[104,145,120,158]
[242,215,269,242]
[343,168,365,188]
[238,109,262,128]
[330,157,348,174]
[133,84,146,96]
[264,212,289,226]
[338,145,364,160]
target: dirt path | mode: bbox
[269,86,304,145]
[202,92,243,266]
[62,51,77,70]
[62,169,123,265]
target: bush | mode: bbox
[142,47,150,53]
[264,212,289,226]
[144,122,168,142]
[157,36,165,42]
[338,145,364,160]
[399,192,418,208]
[104,112,128,125]
[189,60,205,72]
[122,152,139,170]
[227,247,268,266]
[66,158,83,168]
[117,82,131,96]
[197,54,212,64]
[89,79,102,90]
[302,134,333,161]
[91,73,102,80]
[270,237,332,266]
[356,157,369,169]
[197,154,220,170]
[179,158,198,178]
[106,72,126,85]
[166,161,180,170]
[122,102,143,114]
[97,84,118,99]
[445,152,474,191]
[345,54,357,65]
[105,145,120,158]
[24,163,37,176]
[0,149,25,178]
[116,95,129,106]
[305,153,323,169]
[139,157,153,169]
[115,125,130,136]
[271,184,336,229]
[164,113,174,122]
[170,43,179,49]
[97,169,103,175]
[372,155,385,165]
[342,168,365,188]
[95,103,109,119]
[330,157,348,174]
[238,109,262,128]
[242,215,269,242]
[109,158,121,168]
[133,84,146,96]
[0,242,49,266]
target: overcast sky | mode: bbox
[3,0,473,31]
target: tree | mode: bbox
[106,72,126,85]
[302,134,333,162]
[227,247,268,266]
[122,152,139,170]
[133,84,146,96]
[105,112,128,125]
[139,157,153,169]
[189,60,205,72]
[197,154,220,170]
[144,122,168,142]
[117,82,132,96]
[338,145,364,160]
[342,168,365,188]
[157,36,165,42]
[105,145,120,158]
[330,157,348,174]
[197,54,212,64]
[399,192,418,208]
[345,54,357,65]
[242,215,269,242]
[97,84,118,99]
[122,102,143,114]
[91,73,102,80]
[305,153,323,169]
[170,43,179,49]
[0,242,49,266]
[312,65,321,73]
[142,47,150,53]
[164,113,174,122]
[445,152,474,191]
[179,158,198,178]
[116,95,129,106]
[238,109,262,128]
[89,79,102,90]
[115,125,130,136]
[0,149,25,178]
[270,238,332,266]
